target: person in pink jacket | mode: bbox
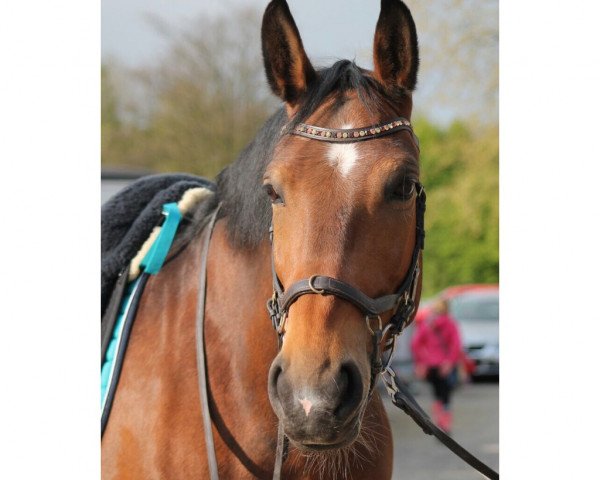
[411,297,463,434]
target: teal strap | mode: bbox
[140,202,182,275]
[101,278,140,409]
[101,203,182,416]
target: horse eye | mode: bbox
[390,178,416,201]
[263,184,283,204]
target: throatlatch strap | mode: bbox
[195,207,221,480]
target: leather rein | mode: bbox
[195,117,499,480]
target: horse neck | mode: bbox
[204,216,280,420]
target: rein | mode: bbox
[194,116,498,479]
[195,206,221,480]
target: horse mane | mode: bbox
[215,60,409,250]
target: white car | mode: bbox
[449,288,499,378]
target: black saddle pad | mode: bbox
[101,173,216,316]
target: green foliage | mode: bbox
[101,8,275,179]
[414,118,499,296]
[101,65,122,155]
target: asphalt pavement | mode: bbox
[384,379,499,480]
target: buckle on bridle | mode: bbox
[400,299,416,329]
[367,318,384,376]
[381,323,398,370]
[276,312,288,335]
[307,275,325,295]
[392,292,408,315]
[365,314,383,336]
[267,293,281,331]
[381,365,400,398]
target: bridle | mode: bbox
[195,116,499,480]
[262,116,425,479]
[267,116,426,396]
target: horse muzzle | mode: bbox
[267,356,365,449]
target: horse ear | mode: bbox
[372,0,419,92]
[261,0,316,106]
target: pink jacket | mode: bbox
[410,313,463,368]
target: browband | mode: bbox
[287,117,419,148]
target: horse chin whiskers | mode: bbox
[289,409,380,480]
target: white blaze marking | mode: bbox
[298,397,313,417]
[326,124,360,176]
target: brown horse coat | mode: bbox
[101,223,394,479]
[102,1,422,478]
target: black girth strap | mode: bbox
[101,272,150,437]
[101,265,130,365]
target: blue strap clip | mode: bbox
[140,202,182,275]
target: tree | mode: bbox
[408,0,498,126]
[101,7,276,178]
[416,119,499,296]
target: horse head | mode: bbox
[261,0,422,452]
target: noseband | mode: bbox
[266,116,426,393]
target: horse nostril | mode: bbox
[268,362,282,396]
[333,362,363,422]
[268,359,290,418]
[272,364,282,386]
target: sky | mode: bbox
[101,0,498,125]
[102,0,379,68]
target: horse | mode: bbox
[101,0,424,478]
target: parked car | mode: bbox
[414,284,499,379]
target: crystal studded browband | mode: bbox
[285,117,418,145]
